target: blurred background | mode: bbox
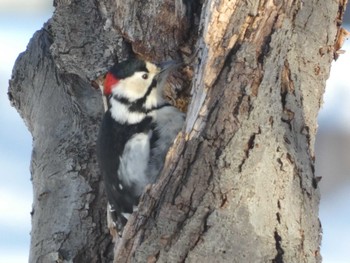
[0,1,349,262]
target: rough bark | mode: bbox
[8,1,125,261]
[8,0,347,262]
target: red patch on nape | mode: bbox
[104,72,119,95]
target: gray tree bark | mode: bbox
[8,0,347,262]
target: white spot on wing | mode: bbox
[121,212,131,219]
[108,203,115,212]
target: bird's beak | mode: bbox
[154,60,182,91]
[156,60,183,75]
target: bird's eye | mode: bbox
[142,73,148,79]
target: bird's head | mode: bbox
[103,58,181,102]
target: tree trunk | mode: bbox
[8,0,347,262]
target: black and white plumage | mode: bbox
[96,58,185,235]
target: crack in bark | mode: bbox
[257,34,272,64]
[276,212,281,224]
[59,41,94,55]
[272,229,285,263]
[280,60,296,131]
[312,176,321,189]
[276,158,284,172]
[171,140,203,205]
[238,127,261,172]
[233,94,246,116]
[180,207,213,262]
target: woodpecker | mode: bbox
[96,58,185,235]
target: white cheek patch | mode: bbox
[111,81,141,102]
[144,88,161,109]
[112,72,155,101]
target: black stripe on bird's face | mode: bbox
[112,78,171,114]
